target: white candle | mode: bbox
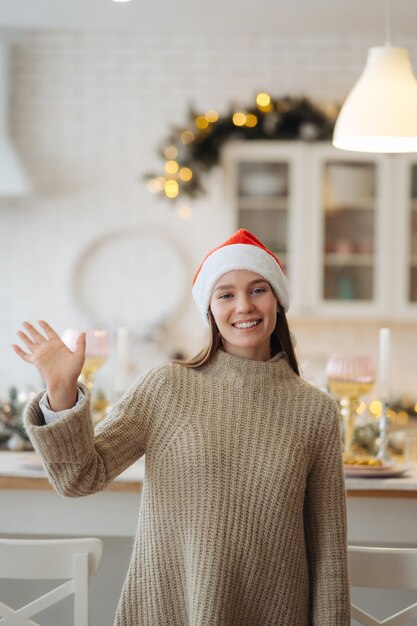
[378,327,391,400]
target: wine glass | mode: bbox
[61,328,110,392]
[326,354,375,459]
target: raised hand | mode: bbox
[12,320,86,411]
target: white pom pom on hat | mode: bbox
[192,229,289,325]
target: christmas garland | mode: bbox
[145,94,339,208]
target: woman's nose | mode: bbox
[235,294,254,312]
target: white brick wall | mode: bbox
[1,31,417,400]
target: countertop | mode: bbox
[0,451,145,493]
[1,451,417,498]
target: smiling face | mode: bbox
[209,270,278,361]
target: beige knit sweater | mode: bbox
[24,349,350,626]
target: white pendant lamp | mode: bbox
[333,0,417,154]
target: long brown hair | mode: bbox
[174,307,300,376]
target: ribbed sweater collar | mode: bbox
[199,348,292,386]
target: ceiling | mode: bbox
[0,0,416,40]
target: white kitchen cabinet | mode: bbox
[392,154,417,319]
[221,140,416,320]
[221,141,307,314]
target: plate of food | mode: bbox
[343,455,412,478]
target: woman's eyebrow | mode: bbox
[213,279,268,292]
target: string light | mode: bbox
[205,110,219,123]
[232,112,246,126]
[256,92,272,112]
[145,96,336,204]
[179,167,193,181]
[164,160,179,175]
[164,146,178,159]
[369,400,381,416]
[180,130,195,144]
[178,205,193,220]
[195,116,209,130]
[256,92,270,107]
[147,177,166,193]
[245,114,258,128]
[164,180,179,198]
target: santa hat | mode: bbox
[192,229,289,325]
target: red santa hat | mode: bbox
[192,229,289,325]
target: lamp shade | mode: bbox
[333,46,417,153]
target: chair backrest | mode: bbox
[0,537,103,626]
[349,545,417,626]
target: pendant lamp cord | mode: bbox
[385,0,392,46]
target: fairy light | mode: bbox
[148,178,164,193]
[178,205,193,220]
[256,92,273,112]
[232,112,246,126]
[245,113,258,128]
[205,110,219,123]
[180,130,195,144]
[146,96,336,206]
[369,399,381,416]
[179,167,193,181]
[164,145,178,159]
[256,92,270,107]
[164,180,179,198]
[164,160,179,175]
[195,116,209,130]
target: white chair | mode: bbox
[0,537,103,626]
[349,545,417,626]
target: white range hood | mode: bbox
[0,39,31,196]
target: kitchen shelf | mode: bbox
[325,198,375,211]
[237,197,288,210]
[324,253,374,267]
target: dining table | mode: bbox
[1,450,417,541]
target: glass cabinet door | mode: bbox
[236,160,290,273]
[321,160,377,303]
[409,164,417,303]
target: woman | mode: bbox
[14,229,350,625]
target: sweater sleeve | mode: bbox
[24,365,167,497]
[303,400,350,625]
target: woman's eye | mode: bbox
[252,287,266,294]
[219,293,233,300]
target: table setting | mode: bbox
[326,327,417,482]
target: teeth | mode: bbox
[234,320,260,329]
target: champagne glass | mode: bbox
[62,328,109,392]
[326,354,375,459]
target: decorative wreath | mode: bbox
[145,94,339,209]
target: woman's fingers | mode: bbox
[11,343,33,363]
[17,329,37,351]
[38,320,60,340]
[22,321,48,344]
